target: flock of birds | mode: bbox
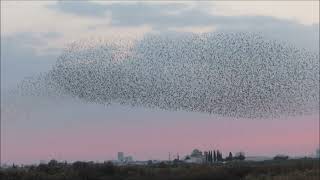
[18,32,319,118]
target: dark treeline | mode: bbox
[203,150,245,164]
[1,158,319,180]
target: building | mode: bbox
[185,149,205,164]
[191,149,202,157]
[117,152,134,163]
[124,156,133,162]
[118,152,124,162]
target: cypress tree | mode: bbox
[205,151,208,163]
[217,151,219,162]
[228,152,233,161]
[217,150,222,162]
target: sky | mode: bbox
[1,1,319,165]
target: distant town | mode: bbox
[113,149,245,166]
[1,148,320,168]
[111,148,320,166]
[1,148,319,180]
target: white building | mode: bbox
[118,152,124,162]
[184,149,205,164]
[124,156,133,162]
[117,152,134,163]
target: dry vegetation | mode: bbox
[1,158,319,180]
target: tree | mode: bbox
[216,150,219,161]
[101,161,115,175]
[226,152,233,161]
[216,150,223,162]
[273,155,289,161]
[48,159,58,167]
[234,152,245,161]
[213,150,217,162]
[205,151,208,163]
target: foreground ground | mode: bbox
[1,158,319,180]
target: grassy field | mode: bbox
[1,158,319,180]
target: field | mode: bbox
[1,158,319,180]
